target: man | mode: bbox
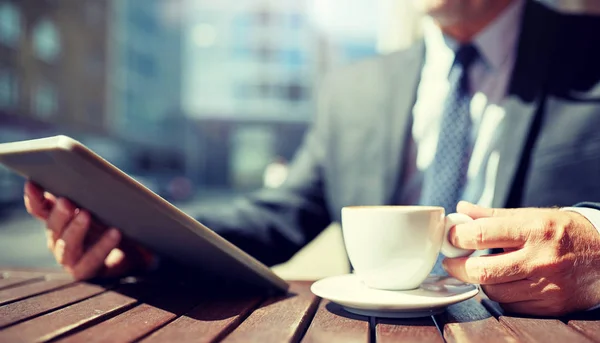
[23,0,600,315]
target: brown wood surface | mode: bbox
[0,289,137,343]
[301,300,369,343]
[376,317,443,343]
[142,298,261,343]
[0,278,75,305]
[569,320,600,343]
[500,316,595,343]
[0,283,106,328]
[1,270,68,279]
[55,286,201,343]
[5,268,600,343]
[1,268,66,276]
[222,281,319,343]
[141,297,261,343]
[0,276,42,291]
[436,298,518,343]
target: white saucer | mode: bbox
[311,274,479,318]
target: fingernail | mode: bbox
[108,229,120,241]
[55,238,66,250]
[75,212,86,224]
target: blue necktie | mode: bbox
[420,44,479,274]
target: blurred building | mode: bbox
[109,0,184,150]
[0,0,188,203]
[184,0,314,122]
[0,0,111,207]
[181,0,318,189]
[0,0,110,136]
[0,0,417,198]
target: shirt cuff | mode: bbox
[560,207,600,311]
[560,207,600,235]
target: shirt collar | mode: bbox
[423,0,525,71]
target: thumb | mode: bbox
[456,201,518,219]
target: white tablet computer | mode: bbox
[0,135,288,293]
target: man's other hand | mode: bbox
[443,201,600,316]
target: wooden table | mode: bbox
[0,268,599,343]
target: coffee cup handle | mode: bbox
[440,212,475,258]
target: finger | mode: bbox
[46,198,76,241]
[443,250,530,285]
[457,201,521,219]
[71,228,121,280]
[449,217,531,250]
[24,182,56,220]
[482,280,542,304]
[45,229,55,250]
[56,210,91,268]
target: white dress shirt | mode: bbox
[399,0,600,234]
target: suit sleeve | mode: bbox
[190,78,334,267]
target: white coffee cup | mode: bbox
[341,206,474,290]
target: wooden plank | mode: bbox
[0,278,75,306]
[141,297,261,343]
[0,283,106,328]
[435,299,517,343]
[221,281,319,343]
[0,267,66,275]
[0,276,43,290]
[480,298,504,318]
[376,317,443,343]
[500,316,595,343]
[569,320,600,343]
[55,287,200,343]
[301,300,369,343]
[0,288,138,343]
[1,270,68,279]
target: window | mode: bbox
[288,13,304,29]
[128,49,156,78]
[130,9,157,33]
[0,2,21,46]
[0,71,17,108]
[281,83,305,101]
[256,9,272,26]
[32,19,61,63]
[258,46,276,62]
[281,49,305,65]
[258,82,271,97]
[33,81,58,118]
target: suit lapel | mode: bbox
[491,1,560,208]
[491,99,538,207]
[381,42,424,204]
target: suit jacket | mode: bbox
[195,1,600,266]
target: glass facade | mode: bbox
[0,71,17,108]
[0,0,409,201]
[0,2,20,47]
[32,19,61,63]
[32,80,58,118]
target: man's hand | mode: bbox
[443,201,600,316]
[24,182,152,280]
